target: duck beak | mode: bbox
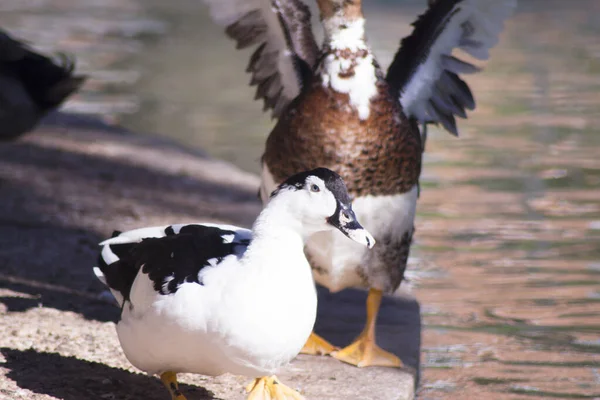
[327,204,376,249]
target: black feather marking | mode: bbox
[447,72,475,110]
[386,0,462,95]
[97,242,139,303]
[429,100,458,136]
[256,73,279,101]
[270,168,351,205]
[386,0,489,136]
[138,225,239,295]
[420,121,428,152]
[97,225,251,304]
[435,73,468,118]
[225,10,266,49]
[247,42,268,74]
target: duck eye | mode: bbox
[310,184,320,193]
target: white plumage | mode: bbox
[93,168,374,400]
[307,186,419,293]
[319,16,378,121]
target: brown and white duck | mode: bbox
[0,29,86,141]
[202,0,516,368]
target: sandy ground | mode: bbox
[0,115,419,400]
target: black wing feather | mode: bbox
[97,242,139,303]
[137,226,239,295]
[386,0,462,96]
[386,0,515,138]
[98,225,250,304]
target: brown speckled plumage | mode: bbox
[263,77,422,197]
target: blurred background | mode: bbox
[1,0,600,399]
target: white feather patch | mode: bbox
[93,267,106,285]
[323,17,368,52]
[162,275,175,294]
[99,226,168,246]
[221,234,235,244]
[206,258,219,268]
[320,17,378,120]
[100,244,120,265]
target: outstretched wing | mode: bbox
[94,223,252,307]
[202,0,318,117]
[386,0,516,137]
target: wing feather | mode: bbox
[386,0,517,137]
[203,0,318,118]
[95,223,252,307]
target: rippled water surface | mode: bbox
[413,2,600,397]
[3,0,600,398]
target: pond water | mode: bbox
[3,0,600,398]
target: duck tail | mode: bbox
[95,232,144,308]
[93,266,108,286]
[95,227,173,307]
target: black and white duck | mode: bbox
[201,0,517,368]
[0,29,86,140]
[93,168,375,400]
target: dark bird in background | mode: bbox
[0,29,86,141]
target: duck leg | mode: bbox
[331,288,403,368]
[246,375,305,400]
[300,332,338,355]
[160,371,187,400]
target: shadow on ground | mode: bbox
[314,285,421,376]
[1,348,219,400]
[0,116,261,322]
[0,116,421,399]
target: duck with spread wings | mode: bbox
[202,0,517,368]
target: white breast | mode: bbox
[115,236,317,378]
[306,186,419,292]
[261,163,418,293]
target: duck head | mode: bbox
[270,167,375,248]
